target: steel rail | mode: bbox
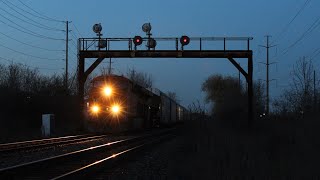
[0,134,107,153]
[0,129,174,179]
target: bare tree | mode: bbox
[188,99,205,114]
[167,91,180,103]
[0,63,67,96]
[126,68,153,88]
[274,57,316,114]
[291,57,314,112]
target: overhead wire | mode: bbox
[282,16,320,55]
[71,23,83,38]
[0,0,64,31]
[4,0,64,23]
[70,31,79,43]
[17,0,64,23]
[70,38,78,48]
[310,48,320,61]
[0,31,64,52]
[0,56,62,70]
[0,0,66,71]
[0,6,63,32]
[0,43,63,61]
[273,0,312,43]
[0,15,64,41]
[0,56,12,63]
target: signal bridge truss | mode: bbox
[78,36,254,126]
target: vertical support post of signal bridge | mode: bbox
[314,70,317,112]
[78,55,85,128]
[266,36,269,115]
[248,55,253,128]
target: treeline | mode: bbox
[272,58,320,118]
[0,63,73,96]
[0,63,81,142]
[201,57,320,125]
[202,74,265,125]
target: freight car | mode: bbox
[84,74,189,132]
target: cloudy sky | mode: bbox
[0,0,319,108]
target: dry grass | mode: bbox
[168,116,320,178]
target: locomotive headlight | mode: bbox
[111,104,121,114]
[103,86,112,97]
[91,105,100,113]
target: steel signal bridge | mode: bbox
[78,36,254,126]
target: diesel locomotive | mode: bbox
[84,74,189,132]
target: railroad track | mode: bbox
[0,134,108,153]
[0,129,175,179]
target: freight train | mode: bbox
[84,74,189,132]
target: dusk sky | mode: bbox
[0,0,319,108]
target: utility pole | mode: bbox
[107,41,113,75]
[65,20,69,92]
[108,58,112,75]
[314,70,317,112]
[260,35,276,115]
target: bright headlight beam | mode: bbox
[103,86,112,96]
[111,105,120,114]
[91,105,100,113]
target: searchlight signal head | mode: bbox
[133,36,143,46]
[93,23,103,36]
[180,35,190,46]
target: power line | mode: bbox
[71,23,83,38]
[2,0,64,23]
[0,31,64,52]
[17,0,64,23]
[282,16,320,55]
[70,31,78,42]
[0,56,62,70]
[0,56,12,63]
[70,38,78,48]
[0,17,64,41]
[0,0,64,31]
[310,48,320,61]
[273,0,311,43]
[0,6,63,32]
[0,43,63,61]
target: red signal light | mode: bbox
[133,36,143,46]
[180,35,190,46]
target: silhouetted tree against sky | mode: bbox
[202,75,245,116]
[167,91,179,103]
[126,68,153,89]
[0,63,67,96]
[273,57,319,114]
[187,99,206,114]
[202,74,265,119]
